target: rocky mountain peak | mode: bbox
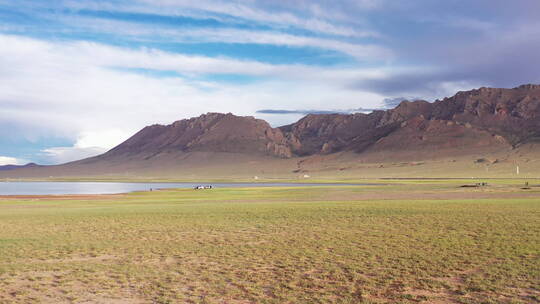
[105,112,294,158]
[103,84,540,160]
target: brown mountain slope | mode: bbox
[103,113,294,158]
[1,84,540,179]
[429,84,540,145]
[281,100,435,155]
[90,83,540,160]
[282,84,540,155]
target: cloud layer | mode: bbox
[0,34,385,163]
[0,156,26,166]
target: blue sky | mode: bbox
[0,0,539,165]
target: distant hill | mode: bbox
[104,112,294,158]
[2,84,540,179]
[0,163,40,171]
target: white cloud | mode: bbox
[75,130,133,149]
[167,28,389,61]
[41,146,107,164]
[0,33,390,81]
[0,34,390,164]
[63,0,376,38]
[47,14,388,62]
[0,156,26,166]
[39,129,133,164]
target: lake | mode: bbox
[0,181,362,195]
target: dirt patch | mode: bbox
[0,270,147,304]
[402,288,460,304]
[76,295,147,304]
[28,254,119,264]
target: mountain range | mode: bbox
[0,163,40,171]
[2,84,540,179]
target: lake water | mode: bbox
[0,181,362,195]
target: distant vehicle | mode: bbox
[194,185,213,190]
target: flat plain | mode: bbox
[0,182,539,303]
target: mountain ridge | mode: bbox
[1,84,540,178]
[95,83,540,160]
[0,163,40,171]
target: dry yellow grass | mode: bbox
[0,184,539,303]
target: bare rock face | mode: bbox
[102,84,540,161]
[279,100,435,155]
[280,84,540,155]
[106,113,293,158]
[430,84,540,146]
[280,111,393,155]
[378,100,433,126]
[368,117,509,156]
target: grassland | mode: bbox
[0,183,539,303]
[3,147,540,182]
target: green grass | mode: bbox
[0,186,539,303]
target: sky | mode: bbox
[1,0,539,165]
